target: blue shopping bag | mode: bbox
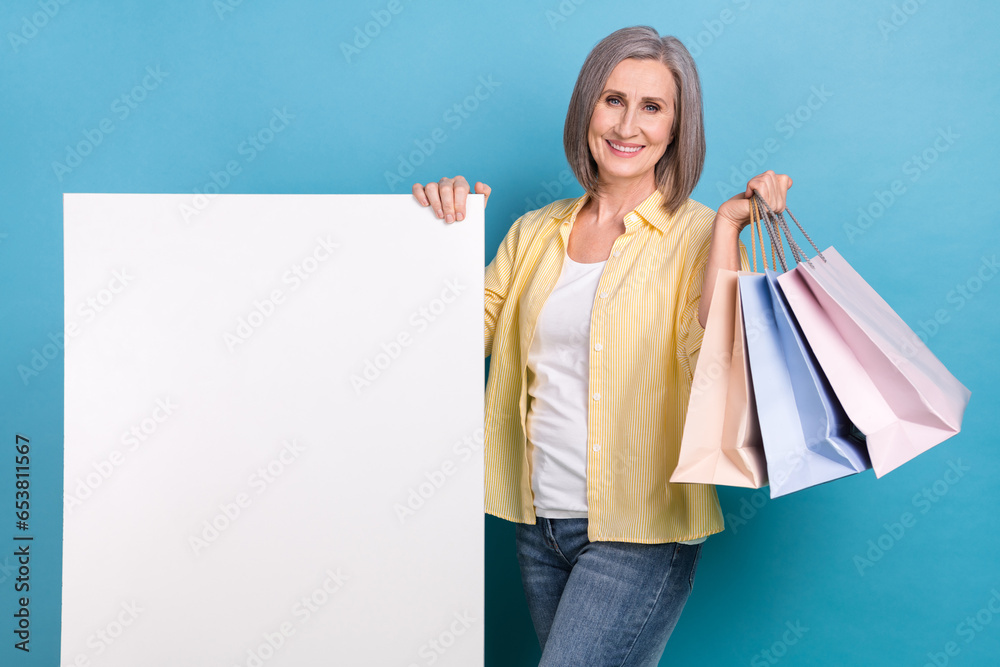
[739,269,870,497]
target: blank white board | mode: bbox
[62,194,484,666]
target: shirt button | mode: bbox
[613,251,621,257]
[594,343,602,351]
[592,392,600,400]
[599,292,608,298]
[593,444,601,452]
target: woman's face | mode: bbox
[587,57,676,191]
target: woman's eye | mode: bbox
[645,103,660,112]
[607,96,622,105]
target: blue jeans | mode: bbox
[514,517,703,667]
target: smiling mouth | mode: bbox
[607,140,644,155]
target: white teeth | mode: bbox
[609,141,641,153]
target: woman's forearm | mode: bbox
[697,213,742,329]
[697,172,792,327]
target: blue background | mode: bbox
[2,0,998,665]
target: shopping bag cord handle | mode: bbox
[751,190,827,267]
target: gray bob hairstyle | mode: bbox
[563,26,705,215]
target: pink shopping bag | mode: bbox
[777,247,971,477]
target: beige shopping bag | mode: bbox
[671,268,767,487]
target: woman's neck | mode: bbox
[583,177,657,228]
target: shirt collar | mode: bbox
[553,189,674,233]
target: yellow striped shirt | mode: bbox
[484,188,749,544]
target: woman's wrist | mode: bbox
[713,209,745,237]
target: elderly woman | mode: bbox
[414,25,791,666]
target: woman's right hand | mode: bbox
[412,176,491,224]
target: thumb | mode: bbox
[475,182,491,208]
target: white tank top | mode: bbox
[525,249,707,545]
[525,251,605,519]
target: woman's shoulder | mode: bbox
[514,194,586,229]
[676,197,718,227]
[527,195,585,220]
[669,198,720,254]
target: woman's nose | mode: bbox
[616,106,639,138]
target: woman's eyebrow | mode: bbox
[602,88,669,105]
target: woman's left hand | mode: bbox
[716,170,793,232]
